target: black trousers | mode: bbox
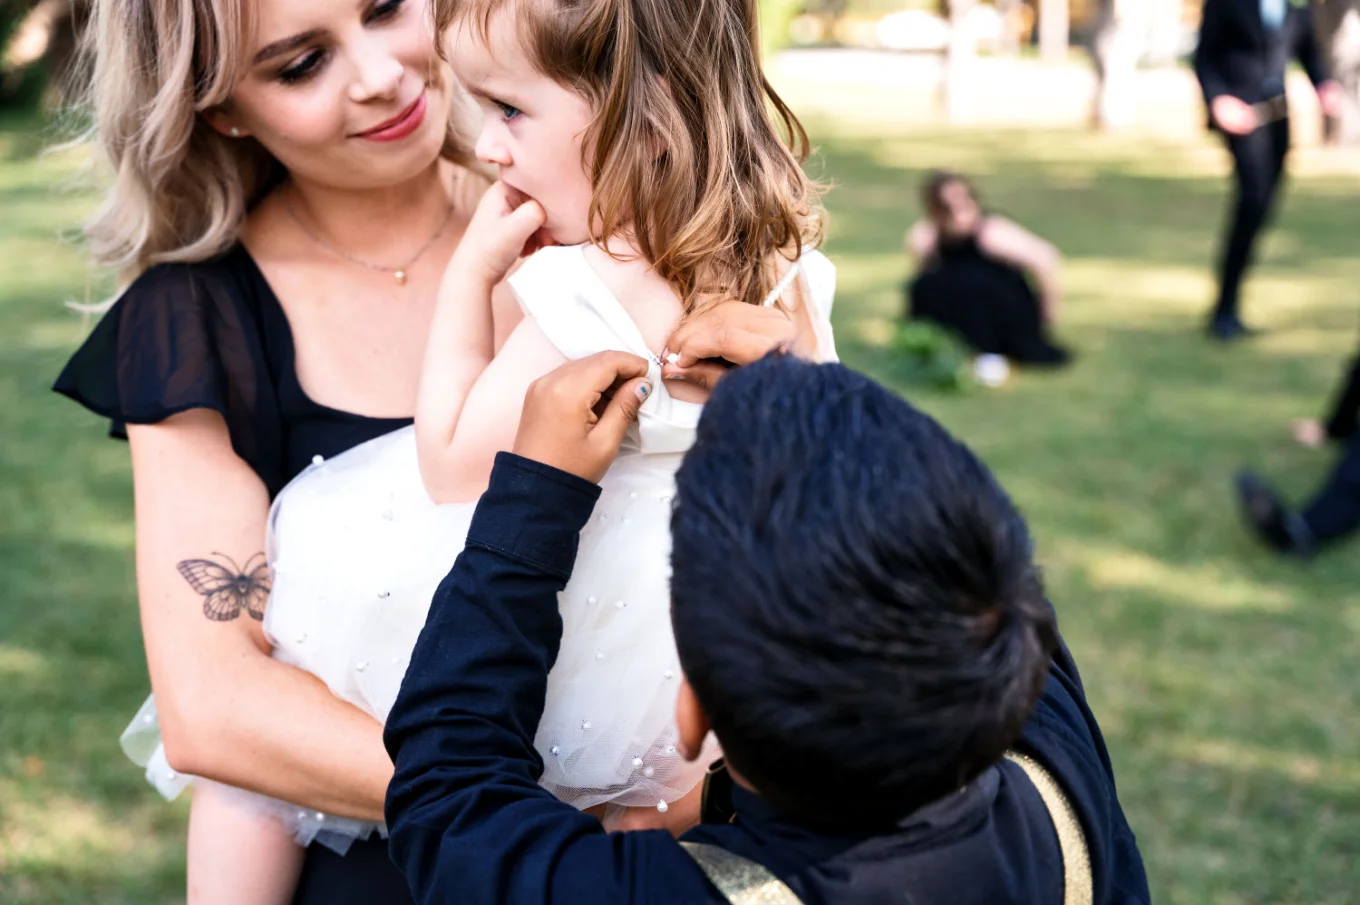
[1212,117,1291,322]
[1301,433,1360,546]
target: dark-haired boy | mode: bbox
[384,352,1149,904]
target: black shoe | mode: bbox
[1207,315,1259,342]
[1234,471,1315,556]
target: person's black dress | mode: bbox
[907,230,1070,365]
[53,244,416,904]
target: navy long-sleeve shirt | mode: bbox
[384,454,1149,904]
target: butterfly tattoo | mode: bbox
[177,552,271,622]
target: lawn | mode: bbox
[3,84,1359,903]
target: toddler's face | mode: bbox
[449,16,596,246]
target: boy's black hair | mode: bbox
[670,355,1056,829]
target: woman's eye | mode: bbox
[279,50,325,84]
[368,0,405,23]
[496,101,522,121]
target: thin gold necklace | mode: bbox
[281,188,456,285]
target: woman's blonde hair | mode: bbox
[444,0,825,312]
[75,0,476,284]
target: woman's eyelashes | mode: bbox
[279,50,326,85]
[275,0,407,85]
[366,0,406,25]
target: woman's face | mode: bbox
[216,0,450,191]
[937,180,981,236]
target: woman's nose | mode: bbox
[349,38,403,104]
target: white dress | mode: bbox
[119,245,837,852]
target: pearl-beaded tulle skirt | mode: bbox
[120,425,717,851]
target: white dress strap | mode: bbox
[764,250,837,364]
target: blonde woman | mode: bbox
[53,0,789,901]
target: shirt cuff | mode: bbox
[465,452,602,580]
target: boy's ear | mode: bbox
[673,677,711,761]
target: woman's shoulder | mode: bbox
[54,243,286,489]
[117,245,264,313]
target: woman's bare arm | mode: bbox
[128,410,391,822]
[904,220,938,265]
[977,217,1064,325]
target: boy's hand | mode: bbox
[513,352,652,484]
[450,182,551,287]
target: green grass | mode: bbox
[3,99,1359,904]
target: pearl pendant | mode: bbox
[394,269,407,285]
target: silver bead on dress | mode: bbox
[550,746,561,756]
[312,455,324,466]
[643,766,655,778]
[582,720,592,731]
[355,661,367,672]
[632,757,644,767]
[656,800,669,813]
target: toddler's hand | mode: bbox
[450,182,550,287]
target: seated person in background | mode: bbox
[906,170,1071,366]
[1237,347,1360,555]
[384,352,1149,904]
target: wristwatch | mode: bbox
[700,758,736,824]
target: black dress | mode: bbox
[53,243,416,905]
[907,229,1070,366]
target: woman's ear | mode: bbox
[204,109,247,139]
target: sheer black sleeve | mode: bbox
[53,258,287,497]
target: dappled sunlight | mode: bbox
[1065,260,1211,315]
[0,644,50,680]
[0,777,186,895]
[1156,735,1360,794]
[1081,547,1295,614]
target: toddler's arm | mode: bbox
[415,183,558,503]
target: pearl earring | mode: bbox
[229,127,241,137]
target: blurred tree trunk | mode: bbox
[1,0,83,107]
[995,0,1023,55]
[1315,0,1360,145]
[943,0,978,123]
[1038,0,1069,62]
[1143,0,1184,66]
[1090,0,1144,129]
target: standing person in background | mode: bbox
[1194,0,1341,342]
